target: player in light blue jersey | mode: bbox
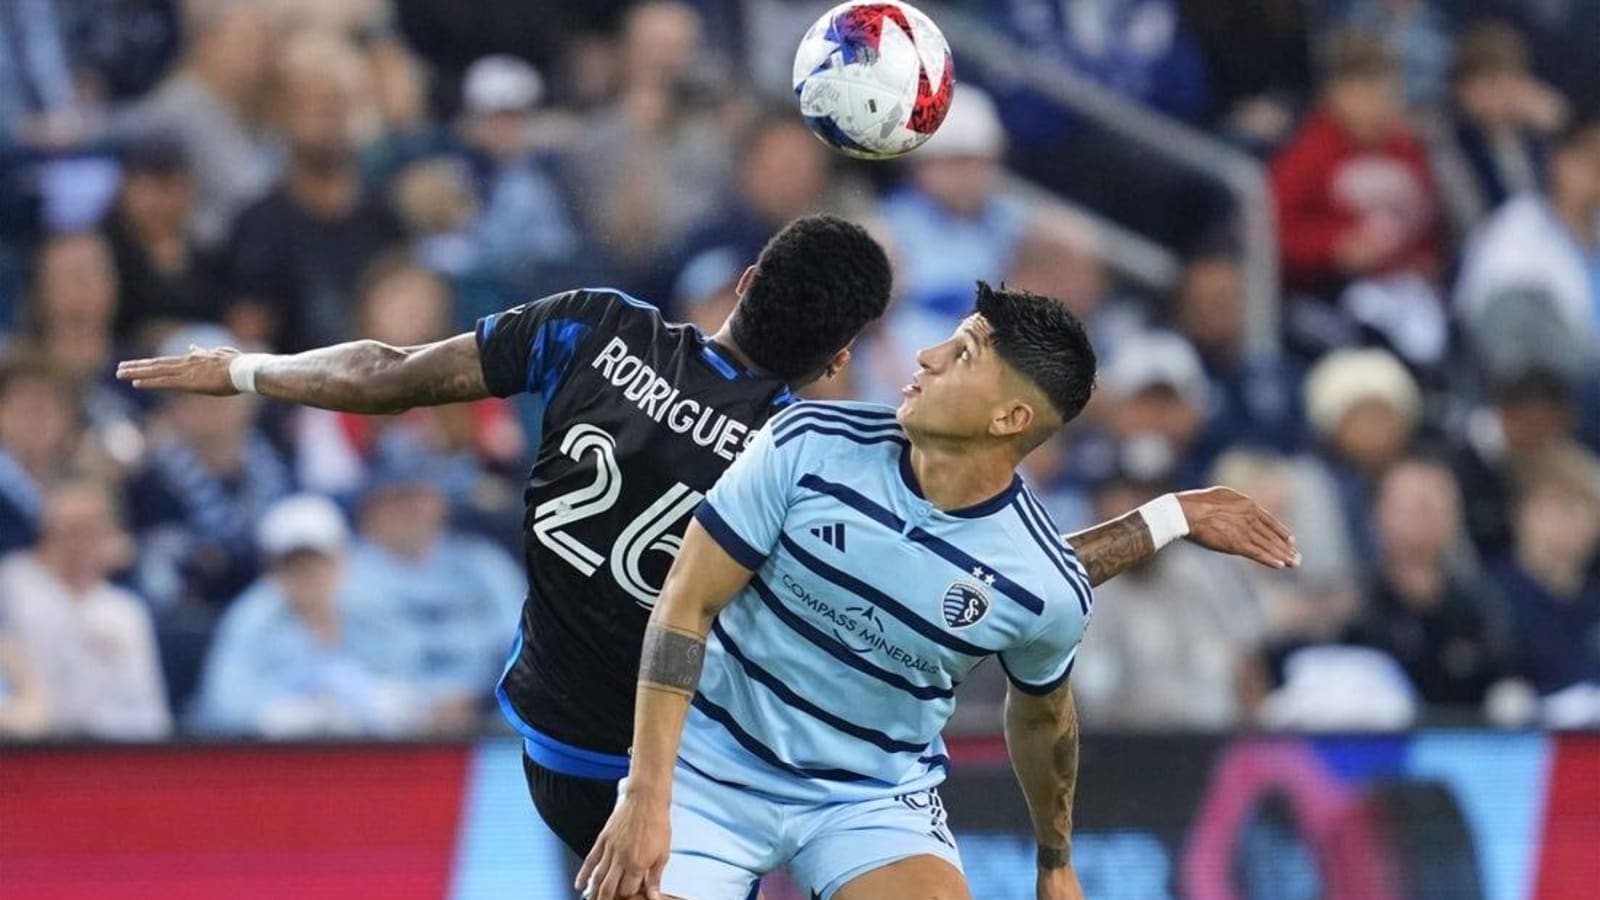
[581,283,1299,900]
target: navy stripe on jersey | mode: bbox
[797,474,1047,616]
[1011,495,1091,615]
[1016,493,1092,614]
[748,577,955,700]
[691,693,872,782]
[774,404,898,437]
[712,619,928,754]
[1021,492,1091,582]
[1000,651,1076,696]
[775,423,909,450]
[695,503,766,570]
[779,533,998,657]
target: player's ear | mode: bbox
[823,347,850,379]
[735,265,758,297]
[989,400,1034,438]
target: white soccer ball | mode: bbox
[792,1,956,160]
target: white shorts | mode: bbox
[658,760,964,900]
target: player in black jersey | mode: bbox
[121,214,1299,871]
[118,215,898,855]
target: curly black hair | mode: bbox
[974,281,1097,425]
[730,215,892,381]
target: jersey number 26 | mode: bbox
[533,424,703,609]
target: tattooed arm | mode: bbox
[1064,487,1300,587]
[116,334,489,414]
[578,519,757,900]
[1006,678,1086,900]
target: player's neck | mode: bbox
[707,325,770,377]
[905,439,1017,513]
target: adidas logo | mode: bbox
[809,522,846,552]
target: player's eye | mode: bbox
[957,346,971,362]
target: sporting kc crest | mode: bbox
[942,582,990,628]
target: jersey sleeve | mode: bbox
[999,581,1090,695]
[692,414,802,571]
[474,290,611,398]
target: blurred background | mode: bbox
[0,0,1597,897]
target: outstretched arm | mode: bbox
[577,520,754,900]
[1065,487,1298,586]
[1006,679,1085,900]
[116,334,489,414]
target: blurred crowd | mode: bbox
[0,0,1597,742]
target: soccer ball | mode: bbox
[792,1,955,160]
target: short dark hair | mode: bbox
[1553,105,1600,152]
[730,215,892,380]
[975,281,1096,425]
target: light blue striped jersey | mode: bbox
[685,401,1093,803]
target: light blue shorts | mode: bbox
[658,761,965,900]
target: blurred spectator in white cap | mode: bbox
[126,324,294,614]
[0,479,170,739]
[867,86,1036,402]
[119,0,278,250]
[1171,251,1304,464]
[347,457,523,733]
[1455,112,1600,383]
[1072,477,1268,731]
[224,32,404,352]
[103,129,221,349]
[1304,346,1421,573]
[1258,644,1418,730]
[191,493,421,737]
[0,352,83,557]
[443,54,597,300]
[1491,442,1600,699]
[1351,457,1507,710]
[569,1,735,268]
[1075,330,1212,489]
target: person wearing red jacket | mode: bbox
[1273,32,1444,299]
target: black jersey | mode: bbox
[476,288,796,777]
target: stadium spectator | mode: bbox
[1081,330,1212,489]
[1454,111,1600,381]
[225,33,404,352]
[347,461,523,731]
[1428,23,1567,238]
[0,480,170,739]
[1005,211,1135,355]
[1335,0,1452,110]
[448,55,598,299]
[0,353,80,557]
[1352,457,1505,708]
[668,113,845,311]
[0,0,84,147]
[292,258,524,535]
[126,326,294,611]
[1493,442,1600,699]
[103,130,221,347]
[869,87,1035,400]
[1452,370,1578,562]
[0,635,50,739]
[1170,252,1303,462]
[1182,0,1313,151]
[1072,477,1267,730]
[119,0,277,249]
[191,494,418,737]
[568,0,735,267]
[1304,347,1421,574]
[27,232,120,387]
[1272,32,1445,365]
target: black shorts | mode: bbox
[522,753,620,858]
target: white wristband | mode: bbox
[228,353,270,394]
[1137,493,1190,550]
